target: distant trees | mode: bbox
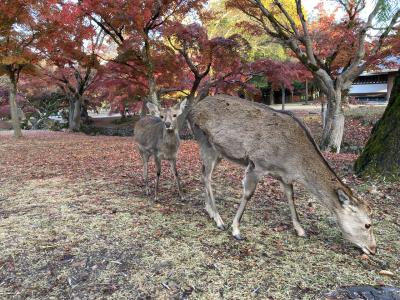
[1,0,399,141]
[0,1,52,137]
[227,0,400,152]
[38,6,103,131]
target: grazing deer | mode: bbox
[134,99,187,201]
[189,94,376,255]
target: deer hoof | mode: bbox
[295,227,306,237]
[233,233,246,241]
[217,223,227,231]
[215,215,226,230]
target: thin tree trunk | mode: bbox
[321,98,327,129]
[148,77,159,105]
[81,102,88,122]
[68,99,74,128]
[320,90,344,153]
[281,84,285,110]
[269,88,274,105]
[8,74,22,138]
[305,79,308,105]
[69,97,82,131]
[143,34,159,106]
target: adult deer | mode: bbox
[134,99,186,201]
[190,95,376,255]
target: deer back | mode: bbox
[191,95,338,184]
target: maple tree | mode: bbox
[0,83,35,121]
[226,0,400,152]
[81,0,207,106]
[90,60,149,116]
[0,1,54,137]
[250,58,312,106]
[166,22,245,100]
[35,3,103,131]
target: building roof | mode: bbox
[349,83,387,95]
[359,69,398,76]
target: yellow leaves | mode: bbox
[260,0,302,27]
[0,55,29,65]
[207,0,299,61]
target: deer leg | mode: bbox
[232,162,260,240]
[170,159,184,200]
[201,147,225,230]
[154,157,161,201]
[140,150,151,196]
[279,181,306,237]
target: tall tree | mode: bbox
[0,1,51,137]
[81,0,206,105]
[39,4,103,131]
[227,0,400,152]
[166,22,244,99]
[354,69,400,177]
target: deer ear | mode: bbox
[173,98,187,114]
[337,189,351,208]
[179,98,187,114]
[146,102,160,116]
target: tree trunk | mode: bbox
[81,103,90,124]
[281,85,285,110]
[8,74,22,138]
[143,34,159,106]
[354,70,400,177]
[148,77,159,105]
[269,88,274,105]
[68,99,74,128]
[320,90,344,153]
[321,99,327,129]
[305,79,308,105]
[69,97,82,131]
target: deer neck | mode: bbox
[300,160,346,212]
[162,128,179,145]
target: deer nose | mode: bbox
[165,122,171,128]
[369,245,377,255]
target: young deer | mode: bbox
[190,94,376,255]
[134,99,186,201]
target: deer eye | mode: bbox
[160,116,164,119]
[365,224,371,229]
[173,114,177,117]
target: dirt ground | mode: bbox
[0,107,399,299]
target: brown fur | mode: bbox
[134,100,186,201]
[189,95,376,254]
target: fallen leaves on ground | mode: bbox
[0,108,399,299]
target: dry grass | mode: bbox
[0,127,399,299]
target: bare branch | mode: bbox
[340,4,399,84]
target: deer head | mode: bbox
[147,99,187,132]
[334,189,376,255]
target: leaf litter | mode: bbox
[0,108,399,299]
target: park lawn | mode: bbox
[0,109,399,299]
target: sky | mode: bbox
[303,0,376,20]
